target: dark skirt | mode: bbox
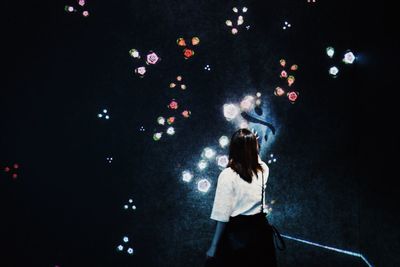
[206,213,277,267]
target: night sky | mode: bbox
[1,1,395,267]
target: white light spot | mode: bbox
[326,47,335,58]
[217,155,229,168]
[343,51,355,64]
[182,170,193,182]
[203,147,216,159]
[219,136,229,148]
[198,179,211,193]
[223,104,240,121]
[166,127,175,135]
[329,66,339,77]
[198,160,208,170]
[123,236,129,243]
[117,245,124,251]
[127,248,134,254]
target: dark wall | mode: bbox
[1,1,394,267]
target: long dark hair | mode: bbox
[227,128,263,183]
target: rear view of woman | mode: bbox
[205,129,277,267]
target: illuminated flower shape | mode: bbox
[182,110,191,118]
[146,52,160,65]
[217,155,229,168]
[223,104,239,121]
[231,28,238,34]
[329,66,339,77]
[198,179,211,193]
[183,48,195,59]
[177,38,186,46]
[78,0,85,6]
[168,100,178,110]
[153,132,162,141]
[240,96,254,111]
[157,116,165,125]
[233,7,238,13]
[82,11,89,17]
[242,7,248,12]
[166,127,175,135]
[167,117,175,125]
[287,91,299,103]
[182,171,193,182]
[169,82,176,88]
[280,59,286,67]
[219,136,229,148]
[181,84,186,90]
[274,87,285,96]
[176,76,182,81]
[65,5,75,12]
[237,16,244,25]
[287,75,295,86]
[226,20,233,26]
[343,51,355,64]
[135,66,146,77]
[129,49,140,59]
[290,64,298,71]
[280,70,287,78]
[191,37,200,46]
[326,47,335,58]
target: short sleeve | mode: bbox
[210,169,235,222]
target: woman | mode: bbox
[205,129,277,267]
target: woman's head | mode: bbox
[227,128,263,182]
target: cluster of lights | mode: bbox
[64,0,89,17]
[169,76,187,90]
[98,109,110,120]
[106,157,113,163]
[129,49,161,78]
[283,21,291,30]
[116,236,135,255]
[225,7,248,35]
[123,199,137,210]
[267,154,277,164]
[139,126,145,132]
[177,37,200,59]
[204,65,211,71]
[3,163,19,179]
[326,47,356,78]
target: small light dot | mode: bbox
[123,236,129,243]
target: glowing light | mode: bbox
[129,49,140,59]
[203,148,216,159]
[198,179,211,193]
[191,37,200,46]
[326,47,335,58]
[82,11,89,17]
[65,5,75,12]
[204,65,211,71]
[280,70,288,78]
[127,248,134,254]
[237,16,244,26]
[157,117,165,125]
[219,136,229,148]
[129,199,133,203]
[177,38,186,46]
[139,126,145,132]
[198,160,208,170]
[287,91,299,103]
[240,96,254,111]
[287,75,295,86]
[274,87,285,96]
[123,237,129,243]
[233,7,238,13]
[280,59,286,67]
[146,52,160,65]
[329,66,339,77]
[267,154,277,164]
[255,99,261,106]
[343,51,355,64]
[183,48,195,59]
[242,7,248,12]
[106,157,113,163]
[117,245,124,251]
[166,127,175,135]
[78,0,85,6]
[132,205,136,210]
[290,64,298,71]
[182,171,193,182]
[231,28,238,34]
[226,20,233,26]
[124,205,128,209]
[182,110,191,118]
[217,155,229,168]
[181,84,186,90]
[153,132,162,141]
[223,104,239,121]
[280,235,374,267]
[177,76,182,81]
[168,100,178,110]
[167,117,175,125]
[135,66,146,77]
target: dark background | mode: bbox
[1,0,396,267]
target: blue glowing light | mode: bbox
[123,236,129,243]
[127,248,134,254]
[182,170,193,182]
[117,245,124,251]
[281,234,374,267]
[197,179,211,193]
[198,160,208,170]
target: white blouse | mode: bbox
[210,159,269,222]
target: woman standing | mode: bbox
[205,129,277,267]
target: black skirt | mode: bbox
[206,213,277,267]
